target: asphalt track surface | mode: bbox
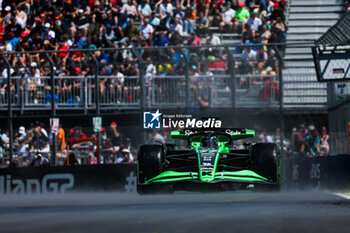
[1,191,350,233]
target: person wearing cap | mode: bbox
[234,1,250,32]
[23,61,41,104]
[219,2,235,32]
[71,8,89,39]
[270,2,285,22]
[262,69,279,100]
[301,125,321,156]
[15,126,29,159]
[116,148,133,163]
[124,137,137,159]
[3,6,12,24]
[107,121,121,147]
[138,0,152,21]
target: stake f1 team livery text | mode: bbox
[137,128,281,194]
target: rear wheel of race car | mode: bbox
[137,144,166,194]
[250,143,280,191]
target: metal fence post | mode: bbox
[90,52,100,115]
[274,46,285,157]
[225,46,237,126]
[1,54,13,165]
[45,53,56,116]
[179,49,189,109]
[44,53,57,166]
[132,48,146,144]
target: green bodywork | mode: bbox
[144,128,272,184]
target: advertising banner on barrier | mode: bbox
[283,155,350,190]
[0,164,137,194]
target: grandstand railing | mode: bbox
[0,73,280,111]
[0,44,285,113]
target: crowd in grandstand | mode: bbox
[0,0,286,106]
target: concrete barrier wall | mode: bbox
[2,155,350,194]
[0,164,137,194]
[282,155,350,190]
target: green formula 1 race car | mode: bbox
[137,128,281,194]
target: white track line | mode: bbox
[331,192,350,200]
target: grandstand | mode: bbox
[283,0,346,110]
[0,0,347,166]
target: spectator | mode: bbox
[169,16,183,37]
[292,126,304,153]
[208,1,222,27]
[116,149,133,163]
[241,45,257,61]
[121,0,138,19]
[241,23,254,43]
[195,11,209,37]
[262,71,279,99]
[183,7,196,35]
[245,12,262,33]
[30,154,50,167]
[124,137,137,159]
[219,3,235,32]
[139,18,154,43]
[138,0,152,21]
[57,124,66,152]
[32,122,50,154]
[107,121,121,147]
[237,60,253,88]
[234,1,250,33]
[155,0,174,19]
[320,126,330,156]
[149,11,161,27]
[15,126,28,158]
[301,125,320,156]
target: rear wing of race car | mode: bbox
[170,128,255,141]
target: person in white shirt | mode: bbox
[155,0,174,19]
[138,0,152,21]
[170,16,183,36]
[139,18,154,42]
[206,32,221,46]
[219,3,235,32]
[110,68,125,102]
[241,45,257,61]
[245,13,262,32]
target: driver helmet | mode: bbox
[209,136,218,148]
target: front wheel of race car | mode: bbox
[137,144,166,194]
[250,143,280,191]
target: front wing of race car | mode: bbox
[144,170,271,184]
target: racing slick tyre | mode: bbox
[250,143,280,191]
[137,144,168,194]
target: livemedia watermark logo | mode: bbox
[143,110,221,129]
